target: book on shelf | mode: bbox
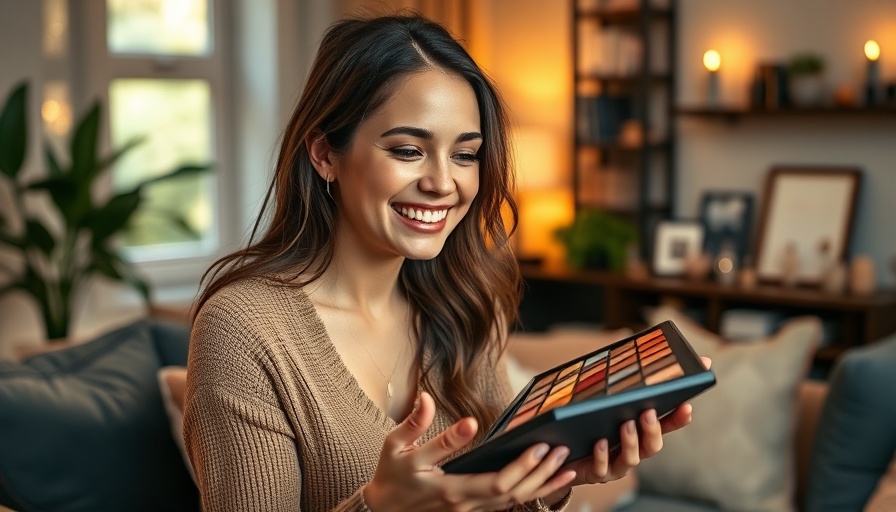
[576,94,633,144]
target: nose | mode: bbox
[417,159,455,196]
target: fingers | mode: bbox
[413,415,479,465]
[610,419,640,476]
[485,444,575,508]
[701,356,712,369]
[638,409,663,458]
[659,402,693,434]
[384,391,437,454]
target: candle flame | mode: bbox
[703,49,721,72]
[865,40,881,61]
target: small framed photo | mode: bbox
[653,220,705,277]
[699,191,754,263]
[754,166,862,284]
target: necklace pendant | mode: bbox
[387,382,394,398]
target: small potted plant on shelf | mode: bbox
[788,53,826,107]
[554,208,638,273]
[0,81,211,341]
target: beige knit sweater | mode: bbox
[184,277,568,511]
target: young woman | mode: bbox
[184,13,699,512]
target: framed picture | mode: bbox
[653,220,705,277]
[754,166,862,284]
[699,191,754,264]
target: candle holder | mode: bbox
[864,40,881,106]
[703,49,721,108]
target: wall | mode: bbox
[677,0,896,286]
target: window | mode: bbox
[78,0,233,286]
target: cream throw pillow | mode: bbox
[636,306,820,511]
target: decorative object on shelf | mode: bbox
[714,241,738,286]
[780,242,800,288]
[554,208,638,273]
[652,220,705,277]
[751,62,789,110]
[788,53,826,107]
[699,190,754,265]
[864,39,881,106]
[833,83,858,107]
[738,258,758,290]
[849,255,876,296]
[0,82,211,340]
[684,251,711,281]
[754,166,862,286]
[703,49,721,107]
[819,238,847,294]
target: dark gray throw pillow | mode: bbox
[0,320,199,512]
[805,333,896,511]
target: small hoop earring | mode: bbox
[326,174,332,199]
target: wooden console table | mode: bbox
[521,264,896,363]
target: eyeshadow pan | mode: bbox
[583,350,609,368]
[539,384,575,413]
[552,373,578,392]
[571,379,606,401]
[533,371,559,389]
[645,362,684,385]
[607,363,639,385]
[505,407,538,431]
[610,341,634,357]
[638,335,666,353]
[640,346,673,367]
[642,353,676,375]
[608,372,644,395]
[637,330,663,346]
[558,361,583,380]
[640,340,670,359]
[574,366,606,393]
[609,353,637,372]
[609,347,636,366]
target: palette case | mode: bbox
[442,320,716,474]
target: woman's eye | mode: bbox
[454,152,480,163]
[389,147,422,159]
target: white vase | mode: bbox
[790,74,826,107]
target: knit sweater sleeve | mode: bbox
[183,291,372,512]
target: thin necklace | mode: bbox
[329,287,411,399]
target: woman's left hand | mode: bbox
[564,355,712,487]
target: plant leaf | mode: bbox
[0,230,25,249]
[85,189,142,244]
[25,220,55,255]
[0,82,27,179]
[45,142,63,176]
[138,163,212,187]
[89,247,123,280]
[70,102,100,181]
[152,209,201,239]
[96,135,145,171]
[27,176,79,225]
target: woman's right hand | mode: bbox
[363,392,576,512]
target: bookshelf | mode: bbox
[572,0,677,257]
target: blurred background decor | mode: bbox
[0,82,209,341]
[553,208,638,273]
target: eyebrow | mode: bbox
[380,126,483,143]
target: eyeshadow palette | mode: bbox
[442,320,715,474]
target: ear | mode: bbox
[306,132,337,182]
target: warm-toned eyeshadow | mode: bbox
[558,361,583,380]
[643,353,677,376]
[607,363,639,385]
[529,382,550,397]
[640,340,669,359]
[521,388,547,408]
[575,367,606,392]
[608,372,643,395]
[640,346,673,367]
[645,362,684,385]
[610,341,634,357]
[552,373,578,392]
[506,407,538,431]
[610,347,636,366]
[572,380,606,401]
[609,353,638,372]
[540,384,574,412]
[638,335,666,353]
[637,330,663,346]
[533,372,558,389]
[579,362,605,381]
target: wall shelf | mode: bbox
[676,105,896,122]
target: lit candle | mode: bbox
[865,40,881,105]
[703,49,721,107]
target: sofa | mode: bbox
[0,319,199,512]
[506,307,896,512]
[1,312,895,512]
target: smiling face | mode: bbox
[329,69,482,261]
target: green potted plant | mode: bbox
[0,81,210,340]
[788,53,826,107]
[554,208,638,273]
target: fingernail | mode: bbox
[534,444,549,459]
[598,439,608,452]
[626,420,636,434]
[646,409,657,425]
[555,447,570,463]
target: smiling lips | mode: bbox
[396,206,448,224]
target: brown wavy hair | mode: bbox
[195,14,521,432]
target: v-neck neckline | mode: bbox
[295,287,421,428]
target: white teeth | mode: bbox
[398,207,447,224]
